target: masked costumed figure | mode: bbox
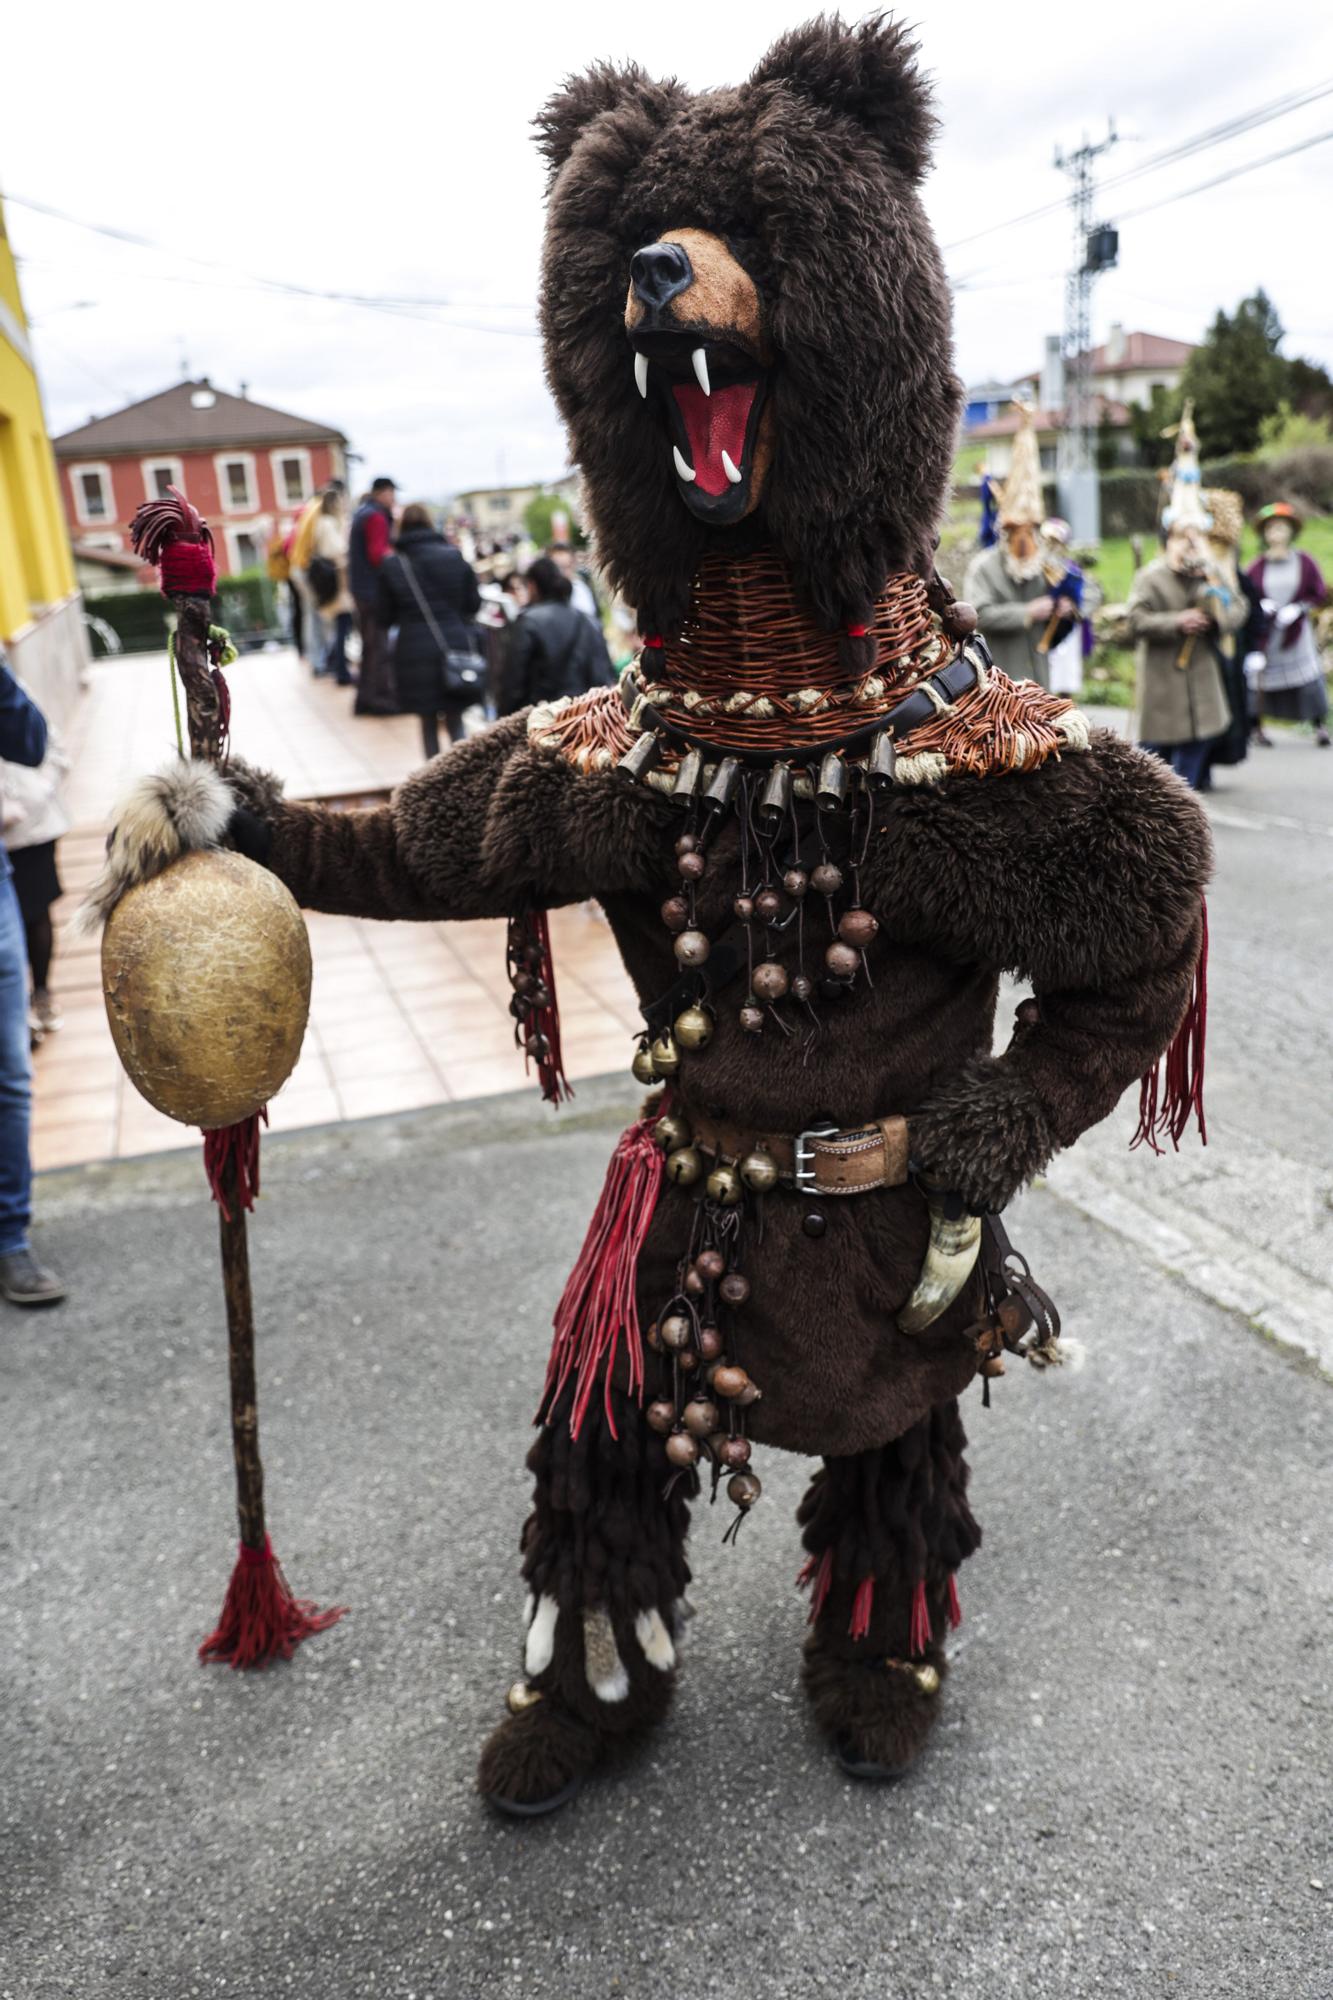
[1246,502,1330,748]
[963,404,1074,690]
[1129,407,1245,791]
[1199,488,1254,778]
[93,18,1211,1815]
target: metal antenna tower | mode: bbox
[1053,121,1117,538]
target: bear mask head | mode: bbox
[537,14,961,639]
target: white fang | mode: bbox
[673,445,697,483]
[721,450,743,485]
[634,1608,676,1671]
[635,351,649,399]
[692,346,711,396]
[524,1593,558,1676]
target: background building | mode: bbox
[452,473,582,545]
[0,192,86,723]
[52,379,348,576]
[964,326,1197,477]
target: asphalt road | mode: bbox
[3,733,1330,2000]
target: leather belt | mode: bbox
[687,1108,910,1197]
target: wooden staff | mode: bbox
[129,489,342,1668]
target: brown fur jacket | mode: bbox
[225,713,1209,1457]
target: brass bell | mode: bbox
[706,1162,743,1206]
[727,1471,762,1509]
[673,1004,713,1050]
[739,1149,778,1193]
[913,1663,941,1695]
[631,1042,658,1086]
[659,1313,692,1350]
[506,1680,544,1714]
[650,1031,681,1078]
[665,1146,703,1186]
[654,1113,691,1152]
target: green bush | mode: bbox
[83,591,171,657]
[215,568,280,646]
[83,570,281,659]
[1097,470,1163,537]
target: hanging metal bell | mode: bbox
[739,1149,779,1193]
[757,762,792,830]
[631,1041,658,1085]
[665,1146,703,1186]
[701,755,741,817]
[865,729,898,792]
[616,731,661,784]
[727,1471,762,1509]
[506,1680,544,1714]
[654,1112,691,1152]
[671,747,704,806]
[815,751,848,813]
[650,1030,681,1078]
[706,1162,743,1206]
[673,1004,713,1050]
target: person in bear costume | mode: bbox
[92,17,1210,1815]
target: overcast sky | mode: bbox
[7,0,1333,499]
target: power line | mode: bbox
[1113,125,1333,222]
[942,76,1333,254]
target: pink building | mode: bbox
[53,378,348,577]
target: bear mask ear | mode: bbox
[748,14,937,182]
[534,61,678,181]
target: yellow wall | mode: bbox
[0,192,76,646]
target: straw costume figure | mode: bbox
[963,404,1077,690]
[92,17,1211,1815]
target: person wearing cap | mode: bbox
[1246,502,1330,748]
[963,404,1072,689]
[1128,407,1244,790]
[349,477,399,716]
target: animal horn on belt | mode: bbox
[897,1196,983,1334]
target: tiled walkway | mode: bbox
[36,649,639,1171]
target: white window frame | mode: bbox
[214,451,257,514]
[77,531,125,552]
[269,445,312,509]
[223,524,266,574]
[142,456,185,503]
[70,461,115,525]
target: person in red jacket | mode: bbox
[349,478,398,716]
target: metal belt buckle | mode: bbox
[794,1119,839,1194]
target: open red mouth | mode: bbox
[671,380,759,497]
[631,334,768,525]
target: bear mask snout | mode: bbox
[630,241,694,314]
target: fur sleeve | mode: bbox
[895,735,1212,1210]
[226,712,670,922]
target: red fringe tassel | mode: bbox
[947,1572,962,1630]
[1132,898,1208,1154]
[849,1576,875,1642]
[909,1578,933,1658]
[539,1116,664,1439]
[198,1536,346,1670]
[804,1548,835,1623]
[202,1111,266,1220]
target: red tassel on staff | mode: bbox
[1132,898,1208,1154]
[947,1572,963,1629]
[202,1111,266,1219]
[539,1116,664,1439]
[849,1575,875,1641]
[199,1536,345,1671]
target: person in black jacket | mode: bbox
[376,505,483,760]
[499,557,615,715]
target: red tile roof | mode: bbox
[968,396,1132,440]
[54,379,345,456]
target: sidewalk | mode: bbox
[36,648,639,1171]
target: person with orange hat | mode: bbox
[1245,502,1330,748]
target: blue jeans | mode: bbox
[0,874,32,1255]
[1143,740,1212,791]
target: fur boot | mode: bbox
[479,1385,693,1813]
[797,1399,980,1777]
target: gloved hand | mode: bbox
[1275,602,1304,629]
[1243,650,1267,682]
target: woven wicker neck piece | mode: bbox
[636,550,950,754]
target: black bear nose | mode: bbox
[631,241,694,311]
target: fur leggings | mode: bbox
[514,1383,980,1732]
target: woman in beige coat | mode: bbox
[1129,523,1244,790]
